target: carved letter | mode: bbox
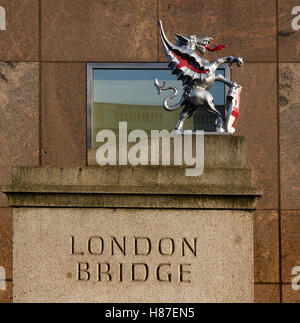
[70,236,84,255]
[156,264,172,282]
[118,263,123,282]
[134,237,152,256]
[158,238,175,256]
[87,236,104,255]
[132,263,149,282]
[111,237,126,256]
[77,263,90,281]
[179,264,191,283]
[97,263,112,282]
[182,238,197,257]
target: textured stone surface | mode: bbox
[254,211,279,283]
[281,211,300,283]
[159,0,276,63]
[13,208,254,303]
[0,194,8,208]
[9,166,253,190]
[0,208,12,280]
[254,284,280,303]
[282,285,300,303]
[233,63,278,209]
[0,281,12,303]
[41,63,86,167]
[0,62,39,208]
[41,0,157,61]
[0,0,39,61]
[279,64,300,209]
[0,167,11,207]
[279,0,300,62]
[0,62,39,167]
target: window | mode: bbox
[87,63,230,149]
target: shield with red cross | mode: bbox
[226,86,242,134]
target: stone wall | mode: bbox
[0,0,300,303]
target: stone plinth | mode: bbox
[3,135,261,303]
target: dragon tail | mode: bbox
[154,78,184,112]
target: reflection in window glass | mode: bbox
[92,69,225,148]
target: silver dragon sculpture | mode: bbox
[154,20,243,133]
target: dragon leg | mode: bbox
[174,106,194,131]
[205,97,225,133]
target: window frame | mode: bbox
[87,63,231,149]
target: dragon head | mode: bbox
[196,36,214,55]
[175,33,225,55]
[158,20,226,59]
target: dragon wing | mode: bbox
[158,20,208,86]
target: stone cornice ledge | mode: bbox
[3,185,261,210]
[2,166,262,210]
